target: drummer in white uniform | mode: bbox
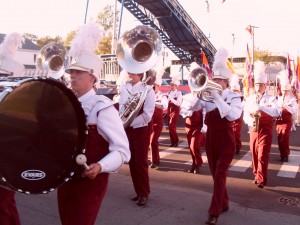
[57,22,130,225]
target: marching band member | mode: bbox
[113,70,129,104]
[229,74,244,154]
[0,32,25,225]
[119,69,155,206]
[191,48,243,225]
[276,70,298,162]
[57,23,130,225]
[149,70,168,168]
[243,61,280,189]
[180,63,205,174]
[167,74,183,147]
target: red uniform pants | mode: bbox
[57,174,109,225]
[126,125,151,197]
[185,127,204,167]
[0,187,21,225]
[250,111,274,185]
[205,109,235,217]
[150,108,164,164]
[168,103,180,145]
[276,109,292,158]
[232,116,243,151]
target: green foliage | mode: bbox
[36,36,63,47]
[64,30,78,47]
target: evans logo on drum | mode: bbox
[21,170,46,180]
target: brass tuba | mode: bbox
[116,25,161,127]
[188,65,223,102]
[36,42,69,80]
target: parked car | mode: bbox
[160,79,190,95]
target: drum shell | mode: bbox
[0,77,87,194]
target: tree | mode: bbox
[36,36,63,47]
[64,30,78,47]
[23,33,38,44]
[97,33,113,55]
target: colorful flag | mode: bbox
[245,25,253,37]
[286,54,293,80]
[242,44,253,97]
[295,56,300,92]
[201,50,213,78]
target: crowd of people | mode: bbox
[0,23,299,225]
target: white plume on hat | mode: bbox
[171,72,181,86]
[190,62,201,72]
[254,61,267,84]
[0,32,25,76]
[278,70,291,91]
[116,70,129,86]
[154,67,165,86]
[229,74,240,91]
[66,22,104,82]
[212,47,231,79]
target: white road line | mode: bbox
[158,137,169,142]
[277,150,300,178]
[229,151,252,172]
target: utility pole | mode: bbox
[84,0,90,24]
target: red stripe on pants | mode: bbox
[0,187,21,225]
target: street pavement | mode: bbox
[16,121,300,225]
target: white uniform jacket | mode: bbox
[119,81,155,128]
[79,89,131,173]
[168,89,183,106]
[277,95,298,115]
[155,90,168,110]
[243,92,280,127]
[193,88,243,122]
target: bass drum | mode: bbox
[0,77,87,194]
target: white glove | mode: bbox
[251,104,259,114]
[201,124,207,133]
[210,89,221,101]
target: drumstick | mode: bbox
[76,154,90,170]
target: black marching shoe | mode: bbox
[252,179,258,184]
[221,206,229,213]
[131,195,140,201]
[257,183,264,188]
[136,196,148,206]
[149,162,159,169]
[173,141,179,147]
[206,215,218,225]
[194,166,201,174]
[187,167,195,173]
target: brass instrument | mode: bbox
[36,42,69,80]
[252,111,261,132]
[116,25,162,74]
[188,65,223,102]
[253,95,261,132]
[120,73,156,128]
[116,25,161,127]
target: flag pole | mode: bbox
[250,25,259,74]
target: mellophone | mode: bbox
[0,76,87,194]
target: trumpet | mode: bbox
[188,66,222,102]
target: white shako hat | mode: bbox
[254,61,267,84]
[212,47,231,79]
[0,32,25,76]
[278,70,291,91]
[229,73,240,91]
[65,22,104,83]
